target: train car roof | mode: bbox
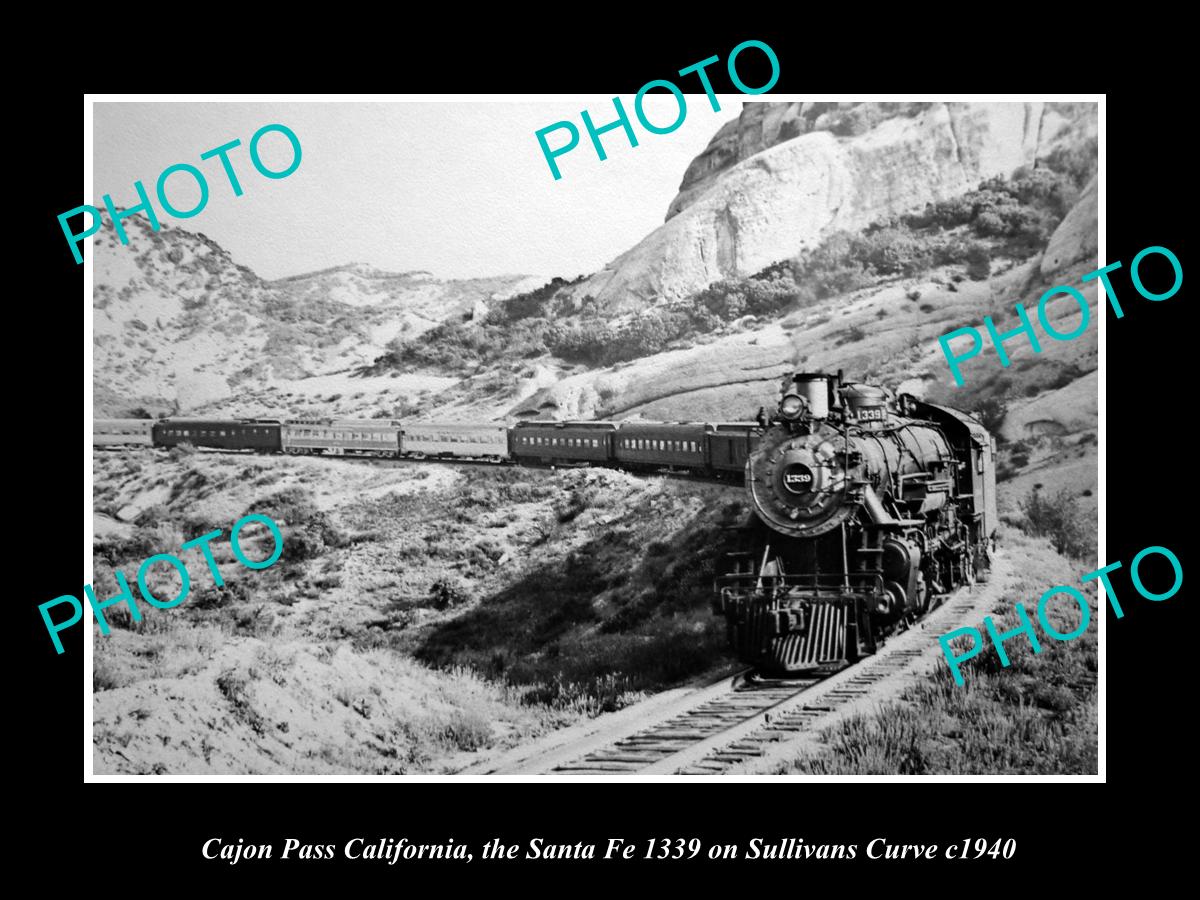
[512,420,619,429]
[158,418,282,425]
[401,421,507,429]
[614,424,705,434]
[286,418,402,426]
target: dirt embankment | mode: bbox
[92,451,744,774]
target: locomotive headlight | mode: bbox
[780,392,806,420]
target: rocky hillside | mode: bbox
[667,102,1095,220]
[93,101,1098,523]
[92,451,742,773]
[566,102,1096,312]
[92,215,540,416]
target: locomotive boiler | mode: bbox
[713,371,996,673]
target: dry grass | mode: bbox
[775,531,1097,774]
[92,452,744,773]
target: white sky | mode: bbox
[93,99,745,282]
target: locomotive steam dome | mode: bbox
[747,430,853,537]
[841,383,889,428]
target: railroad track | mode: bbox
[471,562,1005,776]
[543,644,931,776]
[551,674,823,775]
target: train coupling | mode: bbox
[766,607,806,637]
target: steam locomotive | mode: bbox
[713,371,997,674]
[95,370,995,675]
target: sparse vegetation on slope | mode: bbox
[92,452,743,773]
[775,530,1096,775]
[1018,485,1095,563]
[369,166,1089,377]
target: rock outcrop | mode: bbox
[1040,174,1099,274]
[667,102,931,220]
[569,102,1095,313]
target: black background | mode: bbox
[17,21,1190,886]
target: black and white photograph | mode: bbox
[84,97,1101,778]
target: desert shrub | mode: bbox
[95,522,181,568]
[545,309,703,367]
[975,397,1008,434]
[543,320,614,365]
[168,443,196,461]
[231,604,276,637]
[216,668,250,705]
[134,503,173,528]
[490,275,585,323]
[192,581,253,610]
[215,668,267,732]
[93,657,128,692]
[906,169,1074,239]
[740,274,805,316]
[836,325,868,346]
[245,488,344,561]
[1019,487,1094,561]
[439,709,493,751]
[1042,136,1098,190]
[965,243,991,280]
[248,487,318,522]
[857,226,929,275]
[522,671,644,715]
[1047,363,1085,391]
[555,486,597,523]
[695,279,747,320]
[918,303,936,313]
[371,317,551,373]
[1005,168,1076,219]
[283,526,327,562]
[430,578,470,610]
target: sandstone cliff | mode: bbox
[568,102,1095,313]
[1040,174,1099,274]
